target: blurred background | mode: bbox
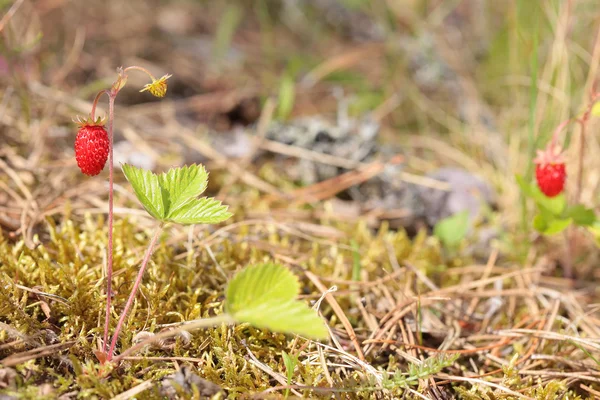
[1,0,600,256]
[4,1,600,397]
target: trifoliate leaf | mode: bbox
[166,197,232,225]
[433,210,470,248]
[122,164,232,226]
[158,164,208,216]
[122,164,166,220]
[226,263,328,339]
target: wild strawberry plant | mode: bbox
[518,91,600,235]
[517,89,600,276]
[75,67,327,364]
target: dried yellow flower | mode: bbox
[140,74,172,98]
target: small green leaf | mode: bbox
[282,351,298,398]
[226,263,328,339]
[158,165,209,216]
[516,174,534,197]
[533,213,548,232]
[533,192,566,216]
[587,222,600,248]
[544,218,572,235]
[122,164,167,221]
[566,205,596,226]
[592,101,600,117]
[166,197,232,225]
[276,74,295,120]
[533,214,571,235]
[213,4,242,60]
[351,240,361,282]
[433,211,470,248]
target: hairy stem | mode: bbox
[90,90,110,122]
[576,116,588,204]
[103,94,116,352]
[112,314,235,363]
[123,65,156,81]
[107,225,164,360]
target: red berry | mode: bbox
[75,124,109,176]
[535,162,566,197]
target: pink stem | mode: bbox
[103,94,116,352]
[123,65,156,80]
[549,118,572,150]
[575,117,587,204]
[90,90,110,122]
[107,225,163,360]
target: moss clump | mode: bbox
[1,206,598,398]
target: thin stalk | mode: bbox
[103,94,116,352]
[107,225,164,360]
[123,65,156,80]
[112,314,235,363]
[575,116,587,204]
[90,90,110,121]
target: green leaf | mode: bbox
[232,299,328,340]
[226,263,328,339]
[282,351,298,398]
[226,263,299,313]
[166,197,232,225]
[276,74,295,120]
[213,4,242,60]
[433,211,470,248]
[566,205,596,226]
[516,174,567,216]
[122,164,167,221]
[158,165,209,216]
[516,174,534,197]
[587,221,600,248]
[532,213,548,232]
[533,214,571,235]
[123,164,231,226]
[533,192,566,216]
[351,240,361,281]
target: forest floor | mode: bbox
[1,0,600,399]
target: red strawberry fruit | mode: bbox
[74,120,109,176]
[535,162,566,197]
[534,143,566,197]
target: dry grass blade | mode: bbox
[304,270,365,361]
[0,341,76,367]
[109,380,154,400]
[0,0,25,32]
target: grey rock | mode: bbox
[160,366,223,399]
[416,167,495,227]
